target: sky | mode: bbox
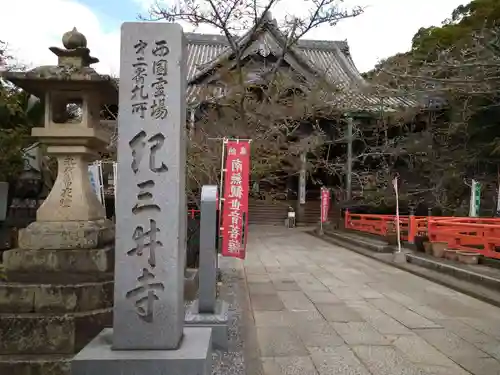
[1,0,467,76]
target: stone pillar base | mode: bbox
[72,328,213,375]
[185,299,229,350]
[17,219,114,250]
[0,354,72,375]
[0,218,114,375]
[3,245,113,280]
[0,309,112,354]
[184,268,199,302]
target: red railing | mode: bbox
[427,220,500,259]
[187,209,200,219]
[344,213,412,240]
[344,210,500,259]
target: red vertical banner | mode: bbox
[221,141,250,259]
[320,187,330,223]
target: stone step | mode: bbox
[249,210,287,215]
[249,216,286,222]
[298,217,322,223]
[323,229,393,253]
[249,206,288,225]
[248,209,286,214]
[248,208,287,214]
[300,209,322,214]
[0,308,111,355]
[315,230,500,308]
[296,222,318,227]
[249,205,286,208]
[248,221,284,226]
[401,259,500,308]
[249,217,285,222]
[3,246,114,276]
[406,254,500,291]
[300,211,322,215]
[248,204,288,209]
[326,230,500,291]
[0,280,113,314]
[248,209,287,213]
[3,271,113,284]
[248,219,285,225]
[0,353,72,375]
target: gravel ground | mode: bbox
[211,266,246,375]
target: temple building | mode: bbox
[5,17,436,227]
[98,16,434,225]
[170,15,429,225]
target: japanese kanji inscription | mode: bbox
[114,22,187,350]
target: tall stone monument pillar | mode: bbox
[72,22,212,375]
[0,28,116,375]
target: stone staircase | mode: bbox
[248,200,288,225]
[296,201,322,226]
[248,199,332,226]
[247,199,331,226]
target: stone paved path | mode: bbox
[244,226,500,375]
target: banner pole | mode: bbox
[219,138,227,213]
[218,138,227,245]
[113,162,117,221]
[319,187,324,234]
[98,161,106,211]
[394,177,402,253]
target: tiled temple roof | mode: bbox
[183,20,420,111]
[185,33,365,90]
[101,19,419,111]
[95,24,424,154]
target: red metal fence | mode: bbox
[344,210,500,259]
[187,209,200,219]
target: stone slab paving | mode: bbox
[245,226,500,375]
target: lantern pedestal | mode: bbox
[0,27,117,375]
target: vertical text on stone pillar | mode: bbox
[151,40,169,120]
[125,38,170,323]
[60,156,76,207]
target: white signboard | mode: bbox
[22,143,41,172]
[88,162,105,205]
[469,179,480,217]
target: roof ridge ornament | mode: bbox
[340,39,351,56]
[262,10,278,27]
[48,27,99,68]
[258,40,271,57]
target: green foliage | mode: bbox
[412,0,500,56]
[0,41,43,182]
[0,85,43,181]
[360,0,500,214]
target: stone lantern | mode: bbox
[3,27,116,247]
[0,28,115,375]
